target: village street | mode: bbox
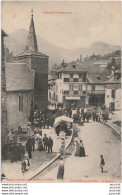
[36,120,121,182]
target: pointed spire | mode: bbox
[25,9,38,53]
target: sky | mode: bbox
[1,1,121,49]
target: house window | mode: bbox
[73,90,78,94]
[73,78,78,82]
[107,95,109,98]
[112,90,115,98]
[79,74,82,78]
[59,73,62,79]
[64,90,69,94]
[70,73,74,78]
[92,86,95,91]
[82,91,86,94]
[19,93,23,112]
[64,78,69,82]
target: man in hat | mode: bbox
[47,136,53,153]
[43,134,48,151]
[100,155,105,173]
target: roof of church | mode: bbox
[5,63,35,91]
[15,13,48,58]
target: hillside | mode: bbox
[4,29,121,67]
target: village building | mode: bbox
[2,11,49,130]
[14,11,49,111]
[91,59,112,72]
[55,62,88,107]
[5,63,35,129]
[87,72,110,106]
[105,70,121,111]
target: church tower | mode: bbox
[15,10,49,111]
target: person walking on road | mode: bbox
[48,136,53,153]
[38,138,44,151]
[74,139,80,156]
[79,140,85,157]
[100,155,105,173]
[57,157,64,180]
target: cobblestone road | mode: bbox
[36,120,121,182]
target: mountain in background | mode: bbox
[4,29,121,67]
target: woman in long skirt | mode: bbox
[38,138,43,151]
[74,140,80,156]
[79,140,85,157]
[57,157,64,180]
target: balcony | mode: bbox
[87,90,105,95]
[64,78,86,83]
[63,91,86,96]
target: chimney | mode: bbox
[80,54,82,62]
[62,59,65,67]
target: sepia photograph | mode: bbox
[1,1,121,183]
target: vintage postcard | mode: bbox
[1,1,121,183]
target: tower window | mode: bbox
[112,90,115,98]
[19,93,23,112]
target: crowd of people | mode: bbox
[73,106,109,125]
[2,103,108,178]
[25,134,54,158]
[2,131,54,162]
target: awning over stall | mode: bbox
[54,115,73,126]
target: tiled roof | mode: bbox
[15,15,48,58]
[87,72,111,84]
[93,59,112,65]
[57,62,87,73]
[104,76,121,84]
[5,63,35,91]
[15,50,48,58]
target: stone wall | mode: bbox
[7,91,33,130]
